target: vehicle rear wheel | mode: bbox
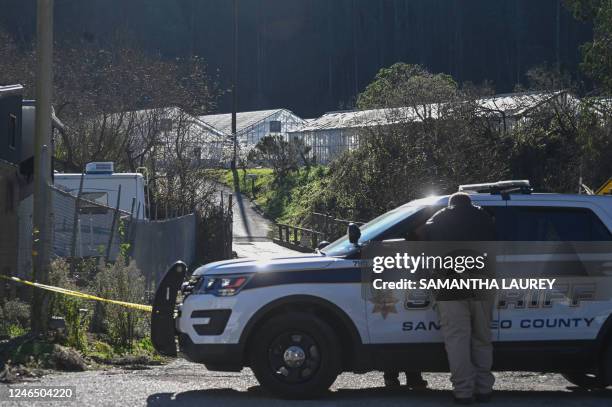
[249,312,341,399]
[603,340,612,386]
[562,372,606,389]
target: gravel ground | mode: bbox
[1,359,610,407]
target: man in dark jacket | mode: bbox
[424,192,496,404]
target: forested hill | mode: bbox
[0,0,592,117]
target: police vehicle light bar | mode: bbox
[458,180,531,194]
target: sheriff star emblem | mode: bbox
[369,290,399,319]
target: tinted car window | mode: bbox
[381,205,509,241]
[378,206,443,241]
[482,206,512,241]
[509,206,612,241]
[321,205,424,257]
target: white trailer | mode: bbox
[54,162,148,220]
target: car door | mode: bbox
[497,200,612,348]
[366,195,506,345]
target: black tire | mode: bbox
[602,340,612,386]
[563,341,612,389]
[562,372,606,389]
[249,312,341,399]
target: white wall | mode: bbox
[290,127,360,164]
[241,110,305,146]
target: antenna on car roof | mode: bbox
[458,180,532,200]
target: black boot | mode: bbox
[383,371,401,387]
[404,372,428,389]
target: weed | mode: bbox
[0,299,30,338]
[92,256,146,350]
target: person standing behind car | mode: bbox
[423,192,496,405]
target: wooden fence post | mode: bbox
[69,172,85,273]
[227,193,233,258]
[106,184,122,261]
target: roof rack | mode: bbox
[458,180,532,195]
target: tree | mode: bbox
[51,41,219,172]
[322,64,508,220]
[0,29,35,92]
[356,63,458,110]
[564,0,612,93]
[1,27,227,222]
[504,63,612,193]
[508,90,612,193]
[251,135,311,178]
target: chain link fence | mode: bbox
[130,214,196,289]
[16,185,231,290]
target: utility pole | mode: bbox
[231,0,238,170]
[31,0,54,335]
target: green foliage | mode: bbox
[62,298,89,352]
[0,299,30,338]
[256,63,612,226]
[225,167,273,194]
[133,337,157,355]
[565,0,602,20]
[204,168,228,184]
[224,167,330,224]
[118,219,131,259]
[86,337,163,365]
[336,64,510,220]
[565,0,612,93]
[92,256,147,350]
[5,340,56,368]
[249,135,312,177]
[357,63,458,109]
[50,259,89,351]
[88,340,115,360]
[6,324,26,338]
[510,97,612,192]
[277,167,333,225]
[4,259,157,365]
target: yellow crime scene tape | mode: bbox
[0,274,153,312]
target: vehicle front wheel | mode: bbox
[248,312,341,399]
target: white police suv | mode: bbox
[151,180,612,398]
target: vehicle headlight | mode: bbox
[181,275,202,295]
[196,274,252,296]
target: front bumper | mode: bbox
[187,308,232,335]
[178,333,245,371]
[151,262,248,369]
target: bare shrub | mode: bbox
[92,256,147,350]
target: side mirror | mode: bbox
[317,241,330,250]
[347,223,361,245]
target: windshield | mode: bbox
[321,205,424,257]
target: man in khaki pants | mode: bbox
[424,192,496,404]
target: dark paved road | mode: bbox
[220,183,299,258]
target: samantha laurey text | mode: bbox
[372,278,557,291]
